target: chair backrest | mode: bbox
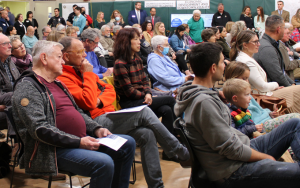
[5,107,24,163]
[173,117,216,188]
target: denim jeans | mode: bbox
[56,134,135,188]
[94,107,183,188]
[220,118,300,188]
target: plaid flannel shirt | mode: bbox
[113,57,151,100]
[291,28,300,43]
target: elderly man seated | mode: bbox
[41,26,51,40]
[81,28,113,78]
[10,36,32,73]
[147,35,194,91]
[57,36,189,188]
[21,26,38,54]
[100,25,114,53]
[12,40,136,188]
[112,25,122,41]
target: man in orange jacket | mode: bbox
[57,36,189,188]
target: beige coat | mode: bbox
[291,15,300,29]
[99,35,114,52]
[271,10,290,23]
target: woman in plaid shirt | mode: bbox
[113,28,177,138]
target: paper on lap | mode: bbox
[97,134,127,151]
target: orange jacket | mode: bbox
[58,65,116,119]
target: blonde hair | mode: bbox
[96,11,105,23]
[225,21,234,33]
[223,78,251,102]
[153,22,165,36]
[242,6,252,18]
[110,10,124,24]
[46,30,66,42]
[66,26,76,36]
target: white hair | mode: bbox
[285,22,292,29]
[101,25,110,32]
[124,25,132,28]
[56,24,66,31]
[106,22,114,28]
[32,40,63,66]
[113,25,122,33]
[193,10,201,16]
[151,35,169,51]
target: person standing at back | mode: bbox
[211,3,232,27]
[127,2,148,26]
[271,1,290,23]
[66,4,77,26]
[145,8,161,28]
[47,8,66,28]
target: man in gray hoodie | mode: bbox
[174,42,300,187]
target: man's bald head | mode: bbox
[26,26,35,37]
[59,36,86,66]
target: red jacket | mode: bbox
[58,65,116,119]
[85,14,93,25]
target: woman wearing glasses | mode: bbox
[10,36,32,73]
[230,30,300,113]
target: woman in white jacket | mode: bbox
[230,30,300,113]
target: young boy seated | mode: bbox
[223,79,263,138]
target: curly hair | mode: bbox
[110,10,124,24]
[114,28,140,63]
[141,21,153,32]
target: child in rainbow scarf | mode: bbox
[223,79,262,138]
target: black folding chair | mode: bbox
[173,118,216,188]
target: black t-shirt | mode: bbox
[47,16,66,28]
[67,12,76,24]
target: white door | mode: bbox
[34,1,57,39]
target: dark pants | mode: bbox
[119,96,176,134]
[176,53,188,72]
[219,118,300,188]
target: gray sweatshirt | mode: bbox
[174,82,252,181]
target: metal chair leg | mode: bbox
[129,160,136,184]
[69,175,72,188]
[48,176,52,188]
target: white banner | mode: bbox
[177,0,210,10]
[144,1,176,8]
[274,0,300,22]
[62,3,89,21]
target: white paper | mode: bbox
[144,1,176,8]
[177,0,210,10]
[97,134,127,151]
[105,105,147,115]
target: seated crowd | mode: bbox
[2,1,300,188]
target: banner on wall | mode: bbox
[144,1,176,8]
[275,0,300,22]
[171,14,213,27]
[62,3,89,21]
[177,0,210,10]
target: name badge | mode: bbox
[26,20,29,22]
[132,15,136,18]
[58,18,60,22]
[20,25,23,27]
[2,23,5,26]
[217,16,221,18]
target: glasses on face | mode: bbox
[89,40,98,46]
[248,40,260,45]
[0,42,11,47]
[66,49,85,55]
[13,43,24,50]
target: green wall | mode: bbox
[0,1,28,20]
[60,0,276,31]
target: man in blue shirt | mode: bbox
[73,6,86,35]
[81,28,112,79]
[0,10,12,33]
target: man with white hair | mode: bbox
[187,10,205,43]
[41,26,51,40]
[12,40,136,187]
[0,33,20,139]
[22,26,38,54]
[99,25,115,53]
[0,10,12,33]
[211,3,232,27]
[81,28,113,78]
[279,23,300,80]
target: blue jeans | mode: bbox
[56,135,135,188]
[220,118,300,188]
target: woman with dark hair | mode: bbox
[201,28,216,42]
[24,11,39,39]
[169,25,191,53]
[216,26,230,58]
[113,28,178,140]
[141,21,153,44]
[210,27,220,40]
[254,6,268,31]
[240,6,254,30]
[5,26,17,36]
[14,14,26,39]
[230,30,300,113]
[181,23,196,47]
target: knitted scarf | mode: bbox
[230,105,252,127]
[11,54,32,69]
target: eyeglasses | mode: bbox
[0,42,11,47]
[13,43,24,50]
[248,40,260,45]
[88,40,98,46]
[66,49,85,55]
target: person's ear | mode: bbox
[232,95,238,103]
[211,63,217,74]
[62,52,70,63]
[40,53,47,66]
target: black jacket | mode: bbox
[138,39,151,66]
[47,16,66,28]
[14,21,26,39]
[240,14,254,29]
[211,11,232,27]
